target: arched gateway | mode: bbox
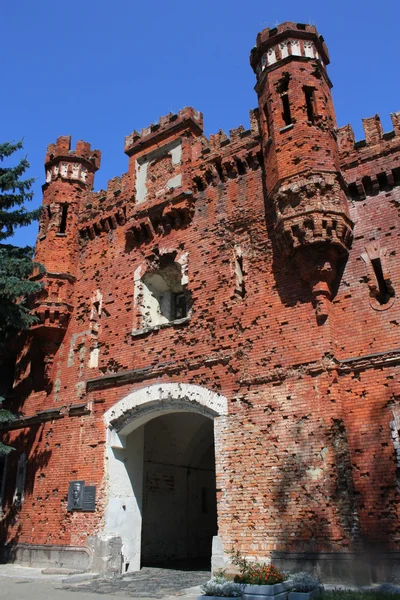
[102,384,228,572]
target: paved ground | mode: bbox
[64,567,209,598]
[0,564,209,600]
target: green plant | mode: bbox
[228,548,286,585]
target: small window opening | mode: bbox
[348,183,359,199]
[194,176,206,192]
[173,293,187,320]
[235,159,246,176]
[362,176,373,196]
[281,94,292,127]
[263,102,270,137]
[392,167,400,186]
[304,87,315,123]
[31,349,46,391]
[59,204,68,233]
[371,258,394,305]
[215,161,224,181]
[377,172,389,191]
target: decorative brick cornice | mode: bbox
[240,348,400,386]
[86,352,234,392]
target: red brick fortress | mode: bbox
[1,22,400,583]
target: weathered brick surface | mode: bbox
[1,21,400,578]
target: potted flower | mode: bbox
[288,572,321,600]
[228,550,292,599]
[198,572,244,599]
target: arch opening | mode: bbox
[141,412,217,568]
[103,384,227,573]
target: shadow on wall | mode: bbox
[11,342,54,404]
[223,374,400,585]
[267,396,400,584]
[0,425,52,563]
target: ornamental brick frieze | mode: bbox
[30,273,75,334]
[275,209,353,256]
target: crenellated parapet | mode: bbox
[192,109,262,191]
[250,22,330,81]
[44,136,101,189]
[124,107,203,156]
[337,112,400,200]
[76,108,262,249]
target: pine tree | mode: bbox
[0,140,42,454]
[0,140,43,341]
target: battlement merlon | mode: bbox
[250,21,330,78]
[45,136,101,171]
[337,111,400,156]
[124,107,204,157]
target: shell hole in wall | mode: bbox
[141,259,188,328]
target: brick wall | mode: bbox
[1,21,400,579]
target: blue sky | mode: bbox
[3,0,399,248]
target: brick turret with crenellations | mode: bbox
[251,21,353,322]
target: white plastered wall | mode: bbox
[102,383,228,572]
[135,139,182,204]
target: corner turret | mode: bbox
[30,137,101,385]
[251,22,353,322]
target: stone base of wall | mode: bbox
[0,542,92,571]
[272,551,400,585]
[211,536,228,572]
[0,536,123,576]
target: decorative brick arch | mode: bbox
[102,383,228,572]
[104,382,228,443]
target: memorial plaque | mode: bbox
[82,485,96,511]
[67,480,85,511]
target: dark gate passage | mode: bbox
[140,412,217,568]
